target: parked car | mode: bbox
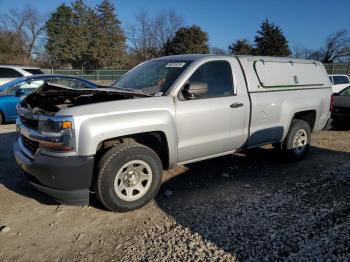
[329,74,350,93]
[332,85,350,126]
[0,65,44,85]
[14,55,332,212]
[0,74,97,124]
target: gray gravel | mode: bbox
[0,226,11,233]
[116,163,350,261]
[0,125,349,261]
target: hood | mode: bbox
[20,82,150,115]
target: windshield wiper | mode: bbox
[114,86,146,94]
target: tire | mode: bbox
[0,112,3,125]
[96,142,163,212]
[282,119,311,159]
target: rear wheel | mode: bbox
[96,141,163,212]
[282,119,311,158]
[0,112,3,125]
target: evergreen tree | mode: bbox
[229,39,254,55]
[95,0,126,68]
[254,19,291,56]
[165,25,209,55]
[70,0,99,68]
[45,1,99,68]
[45,4,75,67]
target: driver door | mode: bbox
[175,59,247,163]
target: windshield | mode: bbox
[112,60,191,95]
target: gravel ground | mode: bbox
[0,124,349,261]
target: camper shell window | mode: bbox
[253,60,324,88]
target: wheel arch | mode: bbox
[95,131,171,171]
[292,110,317,131]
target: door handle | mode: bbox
[230,102,244,108]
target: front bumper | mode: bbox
[14,140,94,206]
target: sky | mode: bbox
[0,0,349,52]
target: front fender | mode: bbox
[75,109,178,166]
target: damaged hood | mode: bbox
[20,82,150,115]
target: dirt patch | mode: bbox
[0,124,349,261]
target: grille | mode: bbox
[20,116,38,129]
[21,135,39,155]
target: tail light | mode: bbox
[330,94,334,112]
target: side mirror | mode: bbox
[15,89,24,97]
[183,81,208,99]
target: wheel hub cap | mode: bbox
[293,129,307,154]
[123,171,139,187]
[114,160,153,202]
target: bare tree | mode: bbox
[127,10,183,62]
[292,44,314,59]
[320,30,350,63]
[0,6,45,64]
[0,30,25,64]
[151,10,183,55]
[128,11,157,61]
[23,7,45,62]
[210,47,227,55]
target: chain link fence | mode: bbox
[42,69,129,85]
[324,63,350,76]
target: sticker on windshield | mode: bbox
[165,62,186,68]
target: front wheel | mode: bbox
[96,142,163,212]
[282,119,311,158]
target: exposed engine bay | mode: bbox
[20,82,148,115]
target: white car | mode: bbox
[0,65,43,85]
[329,74,350,93]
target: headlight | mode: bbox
[37,118,75,152]
[38,119,72,133]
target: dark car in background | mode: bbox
[332,85,350,128]
[0,75,97,124]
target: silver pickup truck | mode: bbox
[14,55,333,211]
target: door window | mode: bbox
[49,78,88,89]
[6,80,44,96]
[183,61,234,99]
[333,76,350,85]
[0,68,23,78]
